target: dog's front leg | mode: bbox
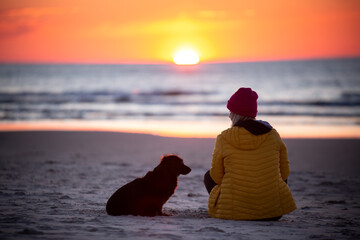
[155,206,169,216]
[156,210,169,216]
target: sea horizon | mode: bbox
[1,56,359,65]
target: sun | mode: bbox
[173,50,199,65]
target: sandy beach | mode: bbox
[0,131,359,239]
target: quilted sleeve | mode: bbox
[210,135,224,184]
[279,140,290,181]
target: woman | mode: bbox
[204,87,296,220]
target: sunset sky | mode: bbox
[0,0,359,64]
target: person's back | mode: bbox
[204,88,297,220]
[208,121,296,220]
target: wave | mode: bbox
[0,90,359,107]
[0,90,214,104]
[261,100,360,107]
[1,90,359,121]
[1,107,360,121]
[0,91,132,104]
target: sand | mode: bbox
[0,131,359,240]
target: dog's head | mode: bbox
[159,154,191,175]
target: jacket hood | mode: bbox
[220,121,273,150]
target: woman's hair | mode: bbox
[230,112,255,127]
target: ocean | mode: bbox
[0,58,359,137]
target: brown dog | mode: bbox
[106,154,191,216]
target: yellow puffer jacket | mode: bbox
[208,127,297,220]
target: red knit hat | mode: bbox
[227,88,258,118]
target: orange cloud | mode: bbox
[0,6,78,38]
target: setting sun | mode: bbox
[173,50,200,65]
